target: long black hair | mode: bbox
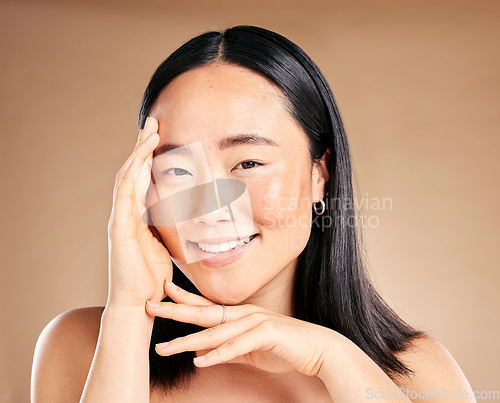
[139,25,424,396]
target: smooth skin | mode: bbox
[145,62,326,310]
[31,63,476,402]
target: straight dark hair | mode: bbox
[139,25,424,396]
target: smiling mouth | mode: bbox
[190,234,258,254]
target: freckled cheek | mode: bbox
[247,175,313,229]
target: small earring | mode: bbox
[313,198,326,215]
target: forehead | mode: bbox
[149,62,293,139]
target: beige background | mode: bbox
[1,0,498,401]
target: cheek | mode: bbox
[249,167,314,230]
[146,185,186,262]
[154,226,185,262]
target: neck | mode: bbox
[242,260,297,317]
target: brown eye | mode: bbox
[235,161,262,170]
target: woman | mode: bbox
[32,26,475,402]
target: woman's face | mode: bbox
[147,62,328,305]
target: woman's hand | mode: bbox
[145,280,338,377]
[107,117,172,308]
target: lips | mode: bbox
[194,234,257,253]
[187,234,259,266]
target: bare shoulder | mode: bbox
[31,306,105,403]
[394,334,475,400]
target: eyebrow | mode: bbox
[153,133,278,158]
[153,143,189,158]
[218,133,278,149]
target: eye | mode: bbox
[234,160,263,170]
[161,167,192,176]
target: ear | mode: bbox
[311,148,330,203]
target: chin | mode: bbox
[208,294,247,306]
[205,286,255,305]
[191,278,257,306]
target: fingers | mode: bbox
[163,280,215,307]
[144,282,276,369]
[137,116,158,143]
[153,312,269,359]
[193,326,267,367]
[116,129,158,200]
[133,121,159,217]
[113,117,158,199]
[147,301,233,327]
[145,282,264,326]
[112,117,158,198]
[138,116,159,146]
[111,117,160,227]
[146,297,260,327]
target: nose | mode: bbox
[192,204,233,226]
[167,178,245,225]
[192,178,246,225]
[192,180,231,225]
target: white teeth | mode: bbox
[196,235,254,253]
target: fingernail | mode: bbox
[166,280,179,290]
[193,355,206,363]
[147,300,161,308]
[156,341,169,348]
[144,117,150,129]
